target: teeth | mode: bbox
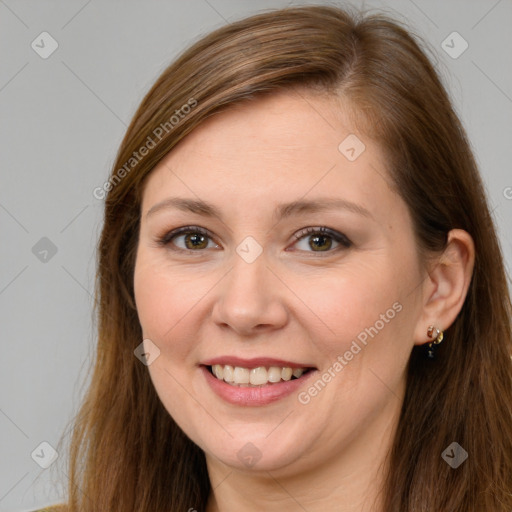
[281,367,293,381]
[233,366,250,384]
[210,364,309,387]
[213,364,224,380]
[268,366,282,382]
[292,368,304,378]
[250,367,268,385]
[223,365,234,383]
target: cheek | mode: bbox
[133,257,199,357]
[293,275,409,424]
[296,256,418,406]
[134,258,207,433]
[298,261,404,353]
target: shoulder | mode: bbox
[31,505,67,512]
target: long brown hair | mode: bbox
[57,5,512,511]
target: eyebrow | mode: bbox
[145,196,374,221]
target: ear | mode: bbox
[413,229,475,346]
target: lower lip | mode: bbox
[201,366,316,406]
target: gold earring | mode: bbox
[426,325,444,359]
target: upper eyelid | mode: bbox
[293,226,351,245]
[159,225,351,250]
[158,225,212,245]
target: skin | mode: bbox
[133,89,475,512]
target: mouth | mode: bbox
[200,357,318,406]
[206,364,316,387]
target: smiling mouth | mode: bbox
[207,364,315,387]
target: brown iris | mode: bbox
[184,232,208,250]
[309,234,332,251]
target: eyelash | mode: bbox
[156,225,352,256]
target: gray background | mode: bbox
[1,0,510,510]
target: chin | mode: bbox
[199,428,313,474]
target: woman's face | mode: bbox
[134,90,427,477]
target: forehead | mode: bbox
[141,90,397,220]
[169,90,362,161]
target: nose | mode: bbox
[210,251,289,336]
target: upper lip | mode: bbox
[201,356,316,369]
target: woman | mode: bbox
[40,4,512,511]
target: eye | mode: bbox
[156,225,352,255]
[156,226,220,253]
[290,226,352,254]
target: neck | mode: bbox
[205,399,400,512]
